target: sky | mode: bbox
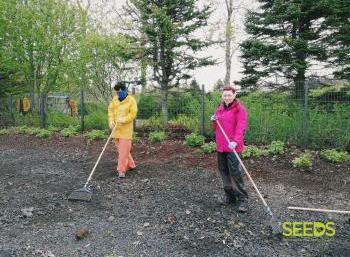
[87,0,260,91]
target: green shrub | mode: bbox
[201,142,216,153]
[47,125,61,132]
[241,145,269,159]
[17,125,30,134]
[26,127,42,135]
[320,149,350,163]
[292,152,313,170]
[268,140,285,155]
[0,128,10,135]
[47,110,79,128]
[149,131,166,143]
[85,130,107,141]
[35,129,53,138]
[185,133,204,147]
[143,116,163,130]
[133,133,141,143]
[61,125,79,137]
[169,114,199,132]
[84,108,108,130]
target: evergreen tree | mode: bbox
[240,0,332,99]
[124,0,215,124]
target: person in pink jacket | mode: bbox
[211,85,248,212]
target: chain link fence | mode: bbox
[1,79,349,149]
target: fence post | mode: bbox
[40,92,47,128]
[303,81,309,148]
[201,84,205,136]
[80,89,85,133]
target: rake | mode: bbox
[68,125,116,202]
[216,120,281,234]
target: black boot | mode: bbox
[238,200,248,213]
[220,188,237,205]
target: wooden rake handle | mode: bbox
[288,206,350,214]
[84,124,117,187]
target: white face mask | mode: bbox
[222,91,236,105]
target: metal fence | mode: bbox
[1,79,349,149]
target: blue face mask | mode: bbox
[118,90,128,101]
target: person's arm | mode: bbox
[108,99,117,129]
[233,105,247,143]
[118,96,138,124]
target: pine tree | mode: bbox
[124,0,215,124]
[240,0,332,99]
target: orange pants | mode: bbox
[115,138,136,174]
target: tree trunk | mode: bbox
[224,0,234,86]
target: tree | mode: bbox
[324,0,350,80]
[240,0,332,99]
[123,0,215,125]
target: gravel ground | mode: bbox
[0,135,349,257]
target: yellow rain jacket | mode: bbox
[108,95,137,140]
[23,97,30,112]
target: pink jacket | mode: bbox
[213,100,247,153]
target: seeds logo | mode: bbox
[282,221,336,238]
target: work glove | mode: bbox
[109,121,116,130]
[210,114,217,121]
[228,141,237,150]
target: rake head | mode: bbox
[68,186,92,202]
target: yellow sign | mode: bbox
[282,221,336,237]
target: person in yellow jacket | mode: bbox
[108,81,138,178]
[22,96,31,114]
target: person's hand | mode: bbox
[210,114,217,121]
[228,141,237,150]
[109,121,116,130]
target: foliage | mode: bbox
[169,114,199,133]
[239,0,345,98]
[124,0,215,123]
[137,93,160,119]
[241,145,269,159]
[185,133,205,147]
[148,131,167,143]
[85,130,107,141]
[201,142,216,154]
[292,152,313,170]
[268,140,285,155]
[35,129,53,138]
[320,149,350,163]
[47,110,79,128]
[61,125,79,137]
[84,106,108,130]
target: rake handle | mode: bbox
[84,124,117,187]
[288,206,350,214]
[216,120,270,209]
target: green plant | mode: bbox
[292,152,313,170]
[26,127,42,135]
[169,114,199,132]
[0,128,10,135]
[241,145,269,159]
[320,149,350,163]
[268,140,285,155]
[149,131,166,143]
[201,142,216,153]
[47,110,79,128]
[185,133,204,147]
[133,133,141,143]
[61,125,79,137]
[47,125,61,132]
[84,108,108,130]
[85,130,106,141]
[17,125,30,134]
[35,129,53,138]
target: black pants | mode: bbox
[217,152,248,201]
